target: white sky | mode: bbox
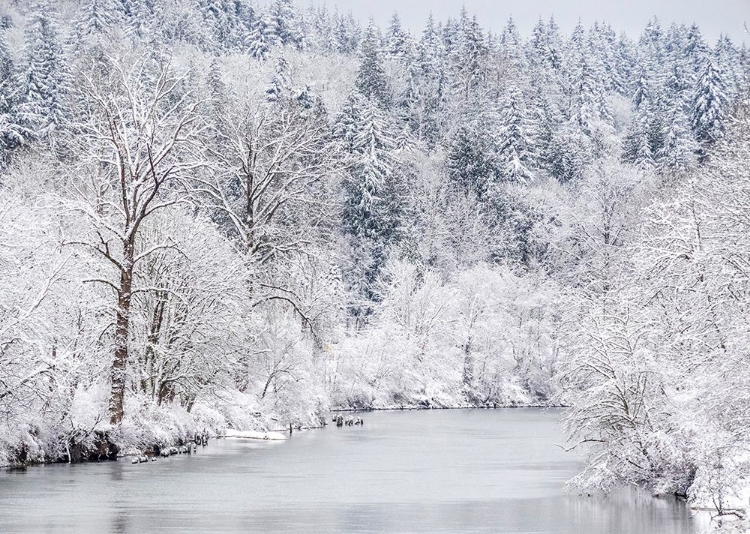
[314,0,749,45]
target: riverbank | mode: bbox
[0,388,559,468]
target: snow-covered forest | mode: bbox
[0,0,749,523]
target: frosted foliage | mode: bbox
[0,4,748,530]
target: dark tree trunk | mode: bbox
[109,240,134,425]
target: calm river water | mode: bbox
[0,408,699,533]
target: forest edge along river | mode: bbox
[0,409,702,533]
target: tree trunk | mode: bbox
[108,240,134,425]
[245,151,255,255]
[463,337,474,386]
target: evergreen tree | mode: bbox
[529,17,548,69]
[563,20,586,79]
[549,122,590,183]
[0,30,23,159]
[341,95,402,316]
[684,23,710,80]
[739,44,750,101]
[691,58,729,153]
[654,61,697,172]
[198,0,243,50]
[76,0,123,40]
[385,12,409,61]
[573,58,611,136]
[715,34,740,96]
[528,85,557,173]
[656,107,698,173]
[498,16,524,70]
[451,14,487,99]
[343,98,400,241]
[613,33,636,96]
[334,93,366,156]
[332,10,361,55]
[404,13,445,146]
[246,12,277,59]
[356,20,389,107]
[267,0,302,49]
[588,22,619,93]
[632,63,652,111]
[265,56,292,102]
[529,16,562,73]
[623,103,657,171]
[495,89,536,183]
[16,1,67,138]
[122,0,153,39]
[418,13,443,79]
[447,124,495,197]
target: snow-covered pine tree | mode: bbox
[265,56,292,103]
[573,57,611,137]
[451,13,487,100]
[0,30,23,159]
[655,61,698,173]
[739,44,750,101]
[623,103,657,171]
[385,12,409,61]
[198,0,235,50]
[657,107,698,173]
[342,95,401,241]
[341,95,402,316]
[334,93,362,152]
[417,14,443,81]
[356,20,390,108]
[16,0,67,139]
[446,124,495,197]
[498,16,525,71]
[398,14,445,146]
[529,17,549,70]
[691,57,729,156]
[684,24,711,81]
[121,0,153,39]
[75,0,123,41]
[562,20,586,86]
[267,0,303,49]
[333,9,360,55]
[613,32,636,96]
[495,89,536,183]
[549,122,590,183]
[527,84,557,173]
[246,10,278,60]
[715,34,740,97]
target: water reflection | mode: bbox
[0,409,699,533]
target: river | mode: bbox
[0,408,699,533]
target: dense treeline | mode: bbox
[0,0,749,526]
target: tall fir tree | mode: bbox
[265,56,292,102]
[356,20,390,107]
[691,58,729,155]
[340,95,402,318]
[495,89,537,183]
[267,0,303,49]
[343,98,400,241]
[385,12,409,61]
[76,0,123,41]
[16,0,67,138]
[122,0,154,39]
[446,124,495,197]
[0,30,23,159]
